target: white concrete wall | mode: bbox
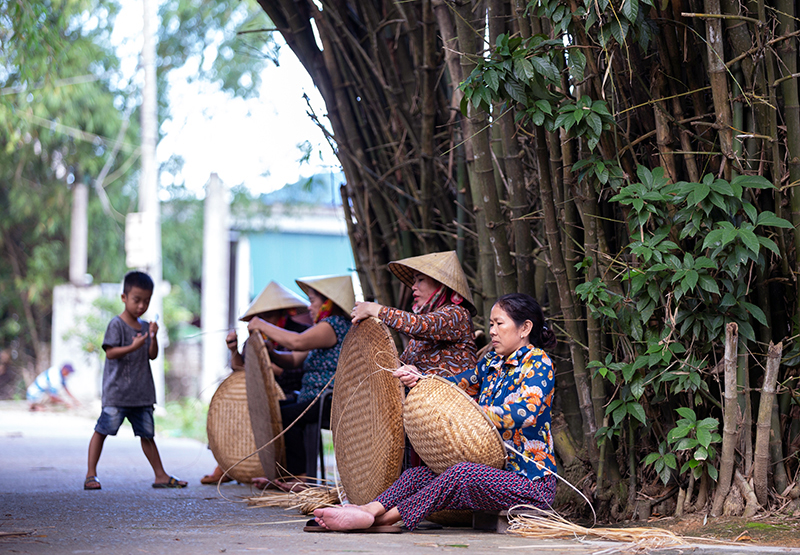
[51,283,120,402]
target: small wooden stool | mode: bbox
[472,510,510,533]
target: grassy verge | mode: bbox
[155,398,208,442]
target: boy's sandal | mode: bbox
[84,476,101,490]
[152,476,188,489]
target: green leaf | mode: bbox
[668,424,692,441]
[504,80,527,105]
[742,302,768,326]
[732,174,773,189]
[758,236,780,255]
[739,228,760,254]
[568,48,586,81]
[756,211,794,228]
[673,437,699,451]
[708,464,719,481]
[688,182,711,205]
[515,57,536,81]
[530,56,559,82]
[694,445,709,461]
[696,427,712,448]
[612,403,628,426]
[535,99,553,115]
[675,407,696,420]
[627,402,647,424]
[484,69,500,92]
[742,201,758,224]
[697,275,720,295]
[586,111,602,136]
[621,0,639,22]
[644,452,661,465]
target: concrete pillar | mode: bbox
[137,0,165,407]
[200,173,230,402]
[69,182,88,286]
[234,234,251,336]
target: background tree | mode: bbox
[255,0,800,519]
[0,0,276,395]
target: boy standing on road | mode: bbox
[84,271,187,491]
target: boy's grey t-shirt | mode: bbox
[101,315,156,407]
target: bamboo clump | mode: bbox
[507,510,685,551]
[245,485,341,515]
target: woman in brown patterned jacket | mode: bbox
[350,251,477,378]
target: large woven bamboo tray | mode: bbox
[403,374,507,475]
[206,370,262,483]
[244,331,286,480]
[331,317,405,505]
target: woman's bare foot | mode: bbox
[313,506,375,531]
[200,466,232,485]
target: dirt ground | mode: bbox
[641,513,800,548]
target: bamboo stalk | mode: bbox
[711,322,739,517]
[535,126,598,469]
[753,341,782,506]
[701,0,733,179]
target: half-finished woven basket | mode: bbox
[331,317,405,505]
[403,375,507,475]
[207,371,261,483]
[244,331,286,480]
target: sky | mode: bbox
[112,1,340,198]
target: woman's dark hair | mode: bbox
[494,293,557,350]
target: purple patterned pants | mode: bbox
[373,462,557,530]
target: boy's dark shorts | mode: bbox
[95,406,155,438]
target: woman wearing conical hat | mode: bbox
[313,294,558,532]
[351,251,477,378]
[201,281,310,485]
[248,274,353,486]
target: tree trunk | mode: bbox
[712,322,739,517]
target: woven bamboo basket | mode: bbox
[207,371,262,483]
[331,317,405,505]
[244,331,286,480]
[403,375,507,475]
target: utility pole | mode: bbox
[138,0,165,406]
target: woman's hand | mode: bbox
[393,365,421,388]
[247,317,268,334]
[351,301,381,324]
[225,330,238,351]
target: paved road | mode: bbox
[2,401,799,555]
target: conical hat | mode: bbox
[387,251,475,313]
[239,281,309,322]
[296,274,355,315]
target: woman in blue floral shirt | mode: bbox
[248,275,353,486]
[312,293,557,532]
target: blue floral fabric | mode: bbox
[448,344,556,481]
[296,315,351,403]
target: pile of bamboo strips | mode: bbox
[508,511,685,551]
[245,485,340,515]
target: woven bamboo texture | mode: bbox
[245,332,286,480]
[207,371,261,483]
[331,317,405,505]
[403,375,507,475]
